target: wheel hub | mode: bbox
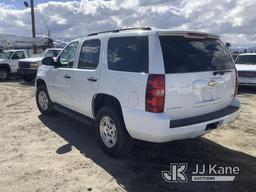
[38,91,49,111]
[99,116,117,148]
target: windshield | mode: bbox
[43,50,61,58]
[159,36,234,73]
[235,55,256,65]
[0,51,13,59]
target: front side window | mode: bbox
[12,51,25,59]
[108,36,149,73]
[235,55,256,65]
[59,42,79,68]
[78,39,101,69]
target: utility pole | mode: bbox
[30,0,36,54]
[24,1,37,54]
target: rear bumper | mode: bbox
[122,98,240,143]
[18,68,37,75]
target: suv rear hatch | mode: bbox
[159,33,236,120]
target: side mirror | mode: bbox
[42,57,56,66]
[226,42,231,49]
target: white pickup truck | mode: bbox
[235,53,256,86]
[18,48,62,82]
[0,50,28,80]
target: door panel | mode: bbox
[10,51,26,72]
[71,39,101,117]
[49,41,79,109]
[71,69,100,117]
[49,68,73,108]
[10,59,19,73]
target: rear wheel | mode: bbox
[36,86,55,115]
[0,68,8,80]
[22,74,35,82]
[95,107,133,157]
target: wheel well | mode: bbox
[36,79,46,88]
[93,94,123,118]
[0,64,11,73]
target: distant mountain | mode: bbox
[232,46,256,53]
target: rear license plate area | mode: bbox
[201,87,217,102]
[193,79,221,105]
[205,120,223,131]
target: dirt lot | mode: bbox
[0,79,255,192]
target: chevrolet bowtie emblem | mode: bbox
[208,80,217,87]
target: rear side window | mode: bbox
[108,36,148,73]
[159,36,234,73]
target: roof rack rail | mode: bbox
[87,27,152,37]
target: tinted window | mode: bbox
[78,39,101,69]
[159,36,234,73]
[108,36,148,73]
[235,55,256,65]
[59,42,79,68]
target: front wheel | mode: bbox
[95,107,133,157]
[36,86,55,115]
[0,68,8,80]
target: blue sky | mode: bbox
[0,0,256,47]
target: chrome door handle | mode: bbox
[87,77,97,82]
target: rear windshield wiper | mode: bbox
[213,70,233,75]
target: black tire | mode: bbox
[36,85,55,115]
[0,68,8,80]
[22,74,35,82]
[95,107,133,157]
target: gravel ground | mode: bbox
[0,79,255,192]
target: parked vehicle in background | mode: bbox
[35,28,240,157]
[18,48,62,82]
[0,50,28,80]
[235,53,256,86]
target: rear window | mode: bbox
[235,55,256,65]
[159,36,234,73]
[108,36,148,73]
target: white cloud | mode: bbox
[0,0,255,47]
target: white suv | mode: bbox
[36,28,240,157]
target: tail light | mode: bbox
[234,68,239,97]
[145,74,165,113]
